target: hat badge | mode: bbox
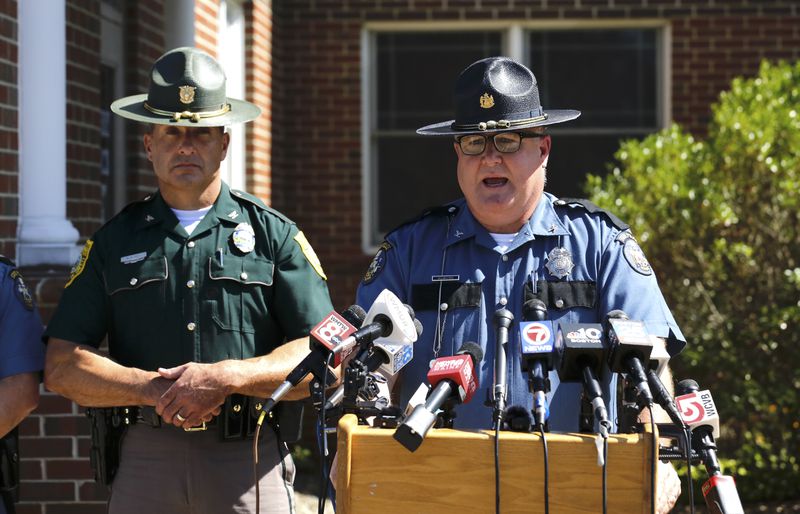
[179,85,196,105]
[479,92,495,109]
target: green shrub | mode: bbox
[586,60,800,501]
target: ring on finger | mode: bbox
[175,413,187,423]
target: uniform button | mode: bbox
[187,322,196,331]
[187,241,196,248]
[240,272,248,280]
[439,302,448,311]
[499,297,508,306]
[186,280,195,288]
[129,278,138,286]
[502,254,508,262]
[555,298,565,308]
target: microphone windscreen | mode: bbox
[342,304,367,327]
[676,378,700,396]
[503,405,533,432]
[457,341,484,365]
[413,318,424,337]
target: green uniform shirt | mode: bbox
[45,182,334,371]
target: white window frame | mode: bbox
[361,20,671,254]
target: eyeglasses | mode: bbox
[455,132,544,156]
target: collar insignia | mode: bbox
[228,210,239,219]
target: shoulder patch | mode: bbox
[363,240,392,284]
[9,268,34,310]
[554,198,630,231]
[66,239,94,288]
[622,238,653,276]
[294,231,327,280]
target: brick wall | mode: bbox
[65,1,102,241]
[271,0,800,310]
[195,0,219,57]
[0,0,17,258]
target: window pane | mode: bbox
[529,29,656,128]
[376,137,462,235]
[377,32,502,130]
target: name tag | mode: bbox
[431,274,460,282]
[121,252,147,265]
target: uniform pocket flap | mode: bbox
[105,256,168,295]
[208,255,274,286]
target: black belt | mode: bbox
[136,406,217,431]
[113,395,303,443]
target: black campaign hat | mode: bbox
[417,56,580,136]
[110,47,260,126]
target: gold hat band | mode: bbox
[143,102,231,123]
[452,113,548,132]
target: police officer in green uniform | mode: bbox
[44,47,334,514]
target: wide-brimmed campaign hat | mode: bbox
[110,47,260,126]
[417,57,580,136]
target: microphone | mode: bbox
[604,310,654,408]
[503,405,534,433]
[553,322,611,435]
[519,299,554,429]
[394,342,484,452]
[493,308,514,423]
[675,379,721,473]
[324,315,422,410]
[676,380,744,514]
[312,289,417,368]
[262,307,363,416]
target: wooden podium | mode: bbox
[336,414,658,513]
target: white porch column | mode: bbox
[17,0,80,266]
[164,0,196,50]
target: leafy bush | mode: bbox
[586,60,800,501]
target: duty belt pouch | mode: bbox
[220,395,303,443]
[0,427,20,503]
[86,407,129,486]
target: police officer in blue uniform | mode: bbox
[44,48,334,514]
[0,257,44,514]
[356,57,683,511]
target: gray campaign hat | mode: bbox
[417,56,580,136]
[110,47,260,126]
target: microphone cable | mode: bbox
[601,433,608,514]
[684,425,696,514]
[317,352,334,514]
[494,417,501,514]
[538,424,550,514]
[648,406,656,514]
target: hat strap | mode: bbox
[452,113,548,132]
[143,102,231,123]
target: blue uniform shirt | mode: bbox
[0,258,44,381]
[356,194,685,431]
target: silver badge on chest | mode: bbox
[231,223,256,254]
[545,247,574,279]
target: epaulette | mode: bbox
[386,203,459,236]
[230,189,293,224]
[0,254,14,267]
[553,197,629,231]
